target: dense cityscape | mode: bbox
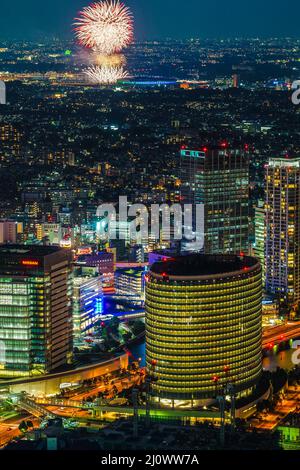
[2,0,300,461]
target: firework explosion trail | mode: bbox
[84,65,129,84]
[74,0,133,55]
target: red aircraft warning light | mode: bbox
[220,141,229,148]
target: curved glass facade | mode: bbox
[146,255,262,400]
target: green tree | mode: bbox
[18,420,28,433]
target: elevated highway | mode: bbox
[262,322,300,350]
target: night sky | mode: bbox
[0,0,298,40]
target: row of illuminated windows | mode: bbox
[150,367,261,384]
[146,302,261,320]
[148,276,261,291]
[0,321,31,328]
[145,359,262,376]
[146,330,262,346]
[146,299,261,315]
[153,375,260,393]
[153,363,261,384]
[0,277,48,283]
[146,346,261,364]
[146,288,261,301]
[146,280,262,294]
[3,351,31,359]
[146,284,262,298]
[146,342,261,358]
[0,310,47,319]
[1,340,31,348]
[0,332,31,340]
[146,294,262,307]
[146,290,262,310]
[146,316,261,331]
[0,296,30,306]
[145,294,262,308]
[146,323,261,336]
[146,309,261,329]
[146,349,261,364]
[0,297,47,306]
[146,311,261,330]
[153,382,257,394]
[0,285,29,294]
[148,275,262,288]
[147,329,261,348]
[146,323,261,342]
[149,271,261,282]
[0,314,32,321]
[146,327,262,342]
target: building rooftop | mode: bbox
[268,156,300,168]
[0,244,63,257]
[151,254,259,279]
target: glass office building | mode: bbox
[146,254,262,403]
[265,157,300,309]
[115,266,146,306]
[254,200,265,283]
[180,145,249,254]
[0,245,73,378]
[73,265,103,340]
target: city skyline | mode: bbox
[2,2,300,455]
[0,0,298,41]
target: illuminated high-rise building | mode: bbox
[73,266,103,340]
[265,157,300,309]
[180,145,249,254]
[0,245,73,377]
[0,220,17,244]
[42,223,62,245]
[129,245,145,263]
[77,251,114,292]
[254,200,265,283]
[146,254,262,404]
[232,73,239,88]
[115,266,146,306]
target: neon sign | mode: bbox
[21,260,39,267]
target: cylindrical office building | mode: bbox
[146,254,262,404]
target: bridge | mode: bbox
[262,322,300,350]
[17,395,228,422]
[15,393,57,419]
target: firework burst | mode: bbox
[84,65,129,84]
[74,0,133,55]
[93,52,126,67]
